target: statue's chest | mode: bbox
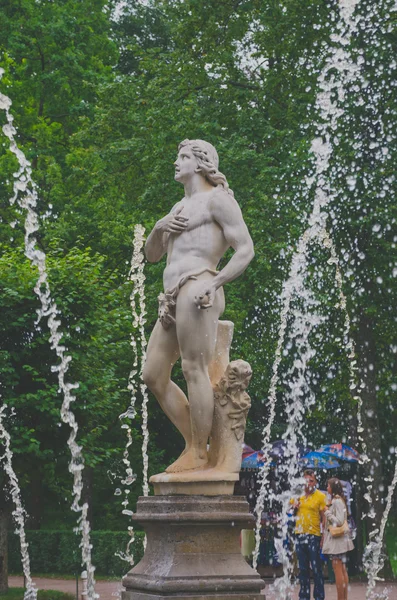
[179,200,213,232]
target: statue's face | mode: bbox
[174,146,200,183]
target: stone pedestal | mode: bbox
[122,495,265,600]
[150,470,238,496]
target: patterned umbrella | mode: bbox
[241,451,265,469]
[316,443,360,463]
[241,441,309,469]
[300,451,341,470]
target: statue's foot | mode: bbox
[166,449,208,473]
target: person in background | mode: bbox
[322,477,354,600]
[291,470,327,600]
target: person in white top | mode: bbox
[322,478,354,600]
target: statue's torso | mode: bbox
[163,191,228,290]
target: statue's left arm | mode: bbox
[195,191,254,308]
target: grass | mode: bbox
[0,590,73,600]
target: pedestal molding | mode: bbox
[122,495,265,600]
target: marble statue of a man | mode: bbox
[143,139,254,474]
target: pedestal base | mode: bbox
[124,593,261,600]
[122,495,265,600]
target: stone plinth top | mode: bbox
[150,470,239,496]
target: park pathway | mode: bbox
[9,576,122,600]
[9,576,397,600]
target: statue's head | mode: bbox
[175,138,234,197]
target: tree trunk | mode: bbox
[82,466,94,529]
[354,466,364,572]
[0,507,8,593]
[356,311,393,578]
[27,470,43,529]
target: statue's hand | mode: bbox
[194,284,216,309]
[156,208,188,234]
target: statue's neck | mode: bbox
[184,173,215,199]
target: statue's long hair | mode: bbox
[178,139,234,197]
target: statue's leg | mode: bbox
[169,274,225,473]
[208,320,234,387]
[142,319,192,450]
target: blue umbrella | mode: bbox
[241,451,265,469]
[241,441,311,470]
[316,443,360,463]
[300,451,341,470]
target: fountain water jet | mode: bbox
[116,224,150,564]
[269,298,325,599]
[323,0,397,592]
[364,459,397,599]
[0,405,37,600]
[128,225,150,499]
[0,68,98,600]
[254,0,396,594]
[253,0,373,586]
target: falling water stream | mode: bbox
[116,224,149,565]
[270,286,326,600]
[128,225,150,500]
[0,405,37,600]
[254,0,362,567]
[253,0,396,595]
[0,68,98,600]
[364,460,397,600]
[251,0,390,597]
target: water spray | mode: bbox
[116,224,149,563]
[364,459,397,599]
[0,405,37,600]
[128,225,150,499]
[254,0,364,588]
[0,69,98,600]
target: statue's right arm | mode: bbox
[145,202,187,263]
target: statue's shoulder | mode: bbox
[209,187,241,219]
[209,187,236,207]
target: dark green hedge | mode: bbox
[8,530,145,577]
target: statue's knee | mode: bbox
[142,365,157,392]
[181,358,204,384]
